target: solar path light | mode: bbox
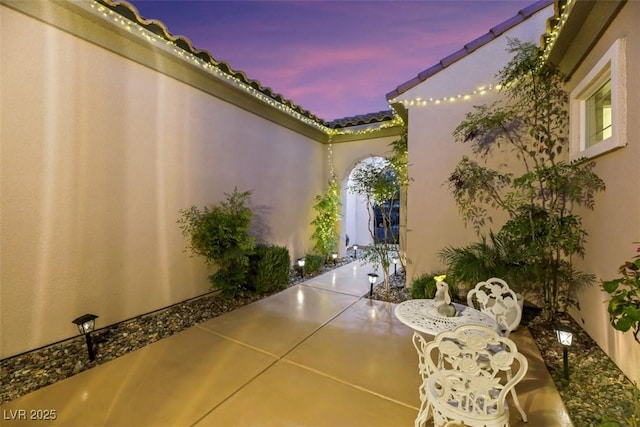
[554,322,574,380]
[72,313,98,362]
[368,273,379,298]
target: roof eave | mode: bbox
[387,0,553,101]
[543,0,627,79]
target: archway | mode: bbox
[339,156,400,258]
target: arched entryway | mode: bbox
[328,132,406,268]
[339,156,400,257]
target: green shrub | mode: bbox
[303,254,325,276]
[248,245,291,293]
[438,231,531,292]
[602,246,640,344]
[410,272,460,302]
[410,272,442,299]
[178,188,254,297]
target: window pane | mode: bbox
[586,79,612,147]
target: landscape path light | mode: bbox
[392,256,399,275]
[368,273,379,298]
[554,322,574,380]
[72,313,98,362]
[353,245,359,259]
[297,258,306,279]
[332,252,338,265]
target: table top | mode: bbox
[394,299,499,336]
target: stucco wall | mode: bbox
[564,2,640,384]
[1,5,324,358]
[397,6,553,284]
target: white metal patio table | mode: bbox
[394,299,501,427]
[394,299,500,336]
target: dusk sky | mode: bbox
[128,0,538,121]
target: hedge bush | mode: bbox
[248,244,291,293]
[303,254,325,276]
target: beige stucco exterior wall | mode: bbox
[396,6,553,284]
[332,136,400,183]
[564,2,640,384]
[1,5,324,358]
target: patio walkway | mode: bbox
[0,262,572,426]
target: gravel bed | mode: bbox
[0,258,351,404]
[2,263,638,427]
[0,290,266,404]
[528,315,639,427]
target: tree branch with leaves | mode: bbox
[445,39,605,320]
[349,156,401,297]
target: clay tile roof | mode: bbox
[393,77,422,97]
[327,110,395,129]
[417,64,444,82]
[440,48,468,68]
[99,0,328,126]
[386,0,553,101]
[464,32,495,53]
[489,14,525,36]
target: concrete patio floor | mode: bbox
[0,262,572,426]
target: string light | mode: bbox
[75,0,570,138]
[541,0,574,62]
[327,140,336,182]
[326,115,404,137]
[389,84,502,108]
[84,1,404,139]
[389,0,571,111]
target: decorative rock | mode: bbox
[72,361,83,375]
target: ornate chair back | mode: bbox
[424,324,528,427]
[412,332,433,427]
[467,278,522,336]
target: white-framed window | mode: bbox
[570,38,627,160]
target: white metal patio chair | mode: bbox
[423,324,528,427]
[467,278,522,336]
[412,331,433,427]
[466,278,527,422]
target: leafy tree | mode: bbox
[446,40,605,320]
[388,130,409,269]
[178,188,255,297]
[348,156,401,296]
